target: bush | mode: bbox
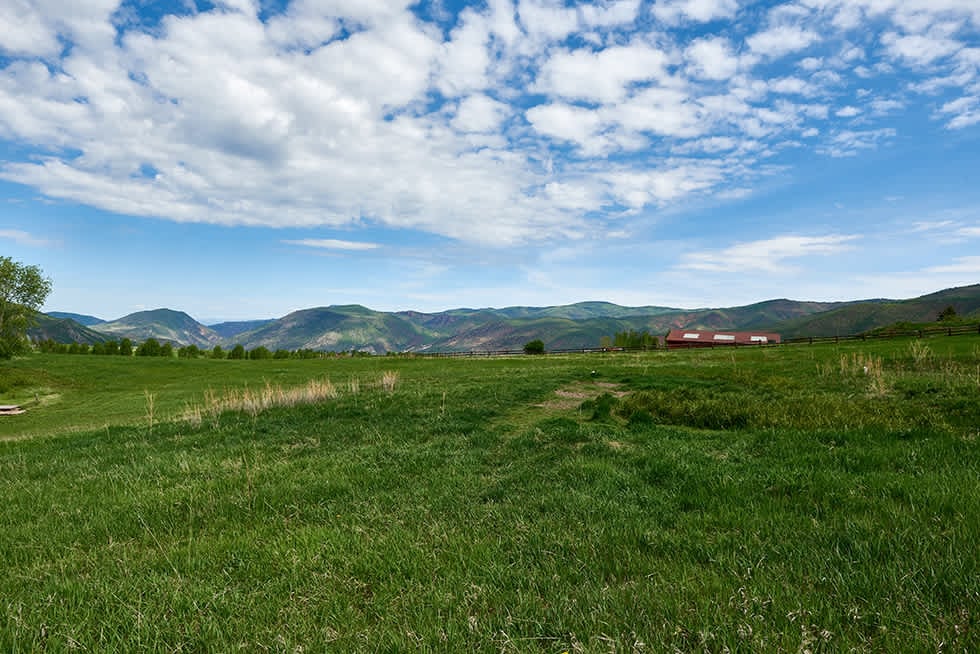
[523,339,545,355]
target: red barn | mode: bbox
[665,329,781,349]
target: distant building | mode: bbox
[665,329,781,349]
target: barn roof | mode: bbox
[665,329,781,347]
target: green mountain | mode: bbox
[46,311,105,326]
[44,284,980,352]
[30,314,109,345]
[228,306,438,353]
[95,309,222,347]
[773,285,980,338]
[208,320,275,339]
[231,298,853,353]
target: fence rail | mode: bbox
[410,323,980,358]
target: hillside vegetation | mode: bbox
[34,283,980,352]
[1,338,978,650]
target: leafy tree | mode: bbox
[119,338,133,356]
[613,329,659,350]
[228,344,246,360]
[178,344,201,359]
[104,340,119,356]
[938,305,957,322]
[273,349,291,359]
[136,338,162,357]
[211,345,225,359]
[0,256,52,358]
[248,346,272,360]
[160,342,174,358]
[523,339,545,355]
[91,342,106,355]
[67,342,88,355]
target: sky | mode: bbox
[1,0,979,323]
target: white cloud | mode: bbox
[0,228,54,247]
[652,0,738,25]
[579,0,641,28]
[922,256,980,274]
[282,239,381,251]
[748,26,820,59]
[819,128,896,157]
[525,102,601,145]
[685,36,740,81]
[881,31,962,67]
[534,42,671,104]
[0,0,978,258]
[680,234,860,273]
[453,94,510,132]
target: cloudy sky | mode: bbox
[1,0,979,322]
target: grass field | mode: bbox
[1,338,978,651]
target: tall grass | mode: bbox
[180,378,339,426]
[1,340,978,650]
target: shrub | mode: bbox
[523,339,545,355]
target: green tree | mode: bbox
[160,342,174,358]
[523,339,545,355]
[178,344,201,359]
[228,344,246,360]
[104,340,119,356]
[938,305,957,322]
[0,257,52,358]
[211,345,225,359]
[136,338,162,357]
[119,338,133,356]
[248,346,272,360]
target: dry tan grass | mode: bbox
[380,370,399,393]
[181,378,339,426]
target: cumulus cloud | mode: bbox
[0,0,977,253]
[282,239,381,251]
[0,228,54,247]
[652,0,738,25]
[748,26,821,59]
[680,234,860,273]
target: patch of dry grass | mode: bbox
[181,378,339,426]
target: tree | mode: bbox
[0,257,52,358]
[211,345,225,359]
[938,305,957,322]
[248,346,271,360]
[228,344,246,360]
[119,338,133,356]
[136,338,162,357]
[523,339,545,355]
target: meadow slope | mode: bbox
[1,339,978,651]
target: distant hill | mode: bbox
[774,285,980,338]
[46,311,105,326]
[229,306,437,353]
[208,320,275,339]
[95,309,221,347]
[44,284,980,351]
[30,314,109,345]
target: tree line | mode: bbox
[34,338,340,360]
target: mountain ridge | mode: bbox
[39,284,980,352]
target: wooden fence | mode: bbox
[410,323,980,358]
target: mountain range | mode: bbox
[32,284,980,353]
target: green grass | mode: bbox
[1,338,979,651]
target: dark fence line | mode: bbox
[410,323,980,358]
[782,322,980,346]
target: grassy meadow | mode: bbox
[1,338,978,651]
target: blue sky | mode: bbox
[1,0,979,323]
